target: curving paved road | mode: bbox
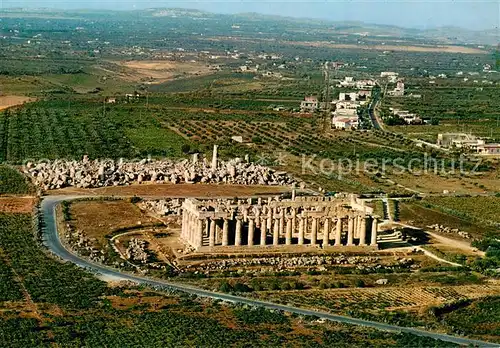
[40,196,498,348]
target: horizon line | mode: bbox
[0,6,497,32]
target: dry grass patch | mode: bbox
[117,60,213,83]
[0,96,35,111]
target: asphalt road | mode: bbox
[368,89,383,130]
[40,196,498,348]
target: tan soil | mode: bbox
[0,96,35,111]
[0,197,36,213]
[46,183,290,198]
[116,60,213,83]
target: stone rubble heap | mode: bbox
[184,255,380,272]
[427,224,471,239]
[24,157,295,190]
[140,199,183,216]
[126,238,149,264]
[64,224,106,263]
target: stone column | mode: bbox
[235,218,242,246]
[222,218,229,246]
[285,218,292,245]
[186,213,191,244]
[371,218,378,246]
[335,218,342,246]
[347,217,354,246]
[298,217,305,245]
[323,217,330,247]
[303,216,308,241]
[209,218,216,247]
[204,217,210,246]
[359,217,367,246]
[260,217,267,245]
[353,216,358,239]
[311,217,317,245]
[279,209,285,236]
[273,218,280,246]
[291,208,297,238]
[248,218,255,246]
[196,219,203,248]
[181,213,186,239]
[211,144,218,169]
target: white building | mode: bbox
[477,144,500,155]
[388,81,405,97]
[332,116,359,130]
[380,71,398,78]
[300,96,319,113]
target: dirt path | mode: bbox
[426,230,485,256]
[395,222,484,257]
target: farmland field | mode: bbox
[399,200,499,238]
[0,165,33,195]
[422,196,500,226]
[0,212,459,347]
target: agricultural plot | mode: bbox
[382,84,500,141]
[255,285,499,314]
[0,260,23,302]
[0,102,195,162]
[0,213,107,309]
[440,296,500,342]
[386,86,500,121]
[0,165,33,194]
[421,196,500,229]
[399,201,498,237]
[0,213,456,347]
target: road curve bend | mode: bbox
[40,196,498,348]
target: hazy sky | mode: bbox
[1,0,499,30]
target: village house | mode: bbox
[300,96,319,113]
[388,81,405,97]
[477,144,500,155]
[390,108,421,124]
[332,116,359,130]
[437,133,500,155]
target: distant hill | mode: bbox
[1,7,498,46]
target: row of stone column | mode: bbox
[184,213,378,249]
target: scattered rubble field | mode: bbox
[47,183,290,197]
[0,95,35,111]
[0,197,36,213]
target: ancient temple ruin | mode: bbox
[181,195,379,252]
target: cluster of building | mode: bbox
[331,90,372,130]
[437,133,500,155]
[388,108,422,124]
[299,89,372,130]
[336,76,376,89]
